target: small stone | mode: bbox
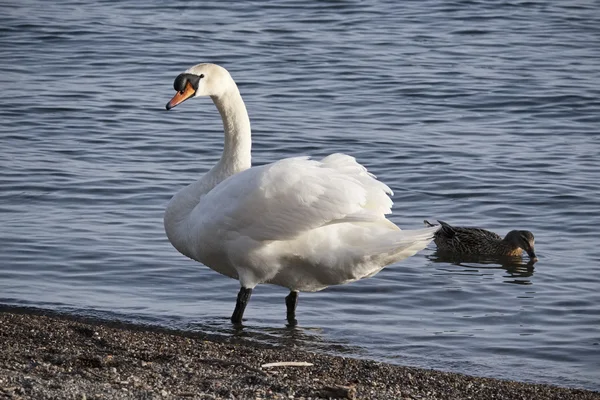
[318,385,356,400]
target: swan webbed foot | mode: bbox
[285,290,299,326]
[231,287,252,324]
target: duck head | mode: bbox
[505,230,537,262]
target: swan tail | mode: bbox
[369,225,439,260]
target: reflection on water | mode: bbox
[186,317,363,356]
[428,252,536,285]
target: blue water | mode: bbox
[1,0,599,391]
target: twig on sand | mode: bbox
[261,361,314,368]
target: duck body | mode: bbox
[424,220,537,260]
[164,63,438,324]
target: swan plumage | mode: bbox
[164,63,438,324]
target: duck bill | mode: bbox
[166,82,196,110]
[527,250,538,262]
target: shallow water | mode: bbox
[1,0,599,390]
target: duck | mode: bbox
[163,63,438,325]
[423,220,537,261]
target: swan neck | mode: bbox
[212,88,251,175]
[164,82,252,259]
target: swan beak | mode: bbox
[166,82,196,110]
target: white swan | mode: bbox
[164,63,438,325]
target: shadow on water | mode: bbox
[427,252,537,285]
[187,317,364,357]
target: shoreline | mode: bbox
[1,307,598,399]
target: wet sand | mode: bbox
[1,308,598,399]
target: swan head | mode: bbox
[166,63,235,110]
[504,230,537,261]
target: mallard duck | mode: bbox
[424,220,537,261]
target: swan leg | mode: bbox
[231,287,252,324]
[285,290,299,326]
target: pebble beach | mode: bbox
[1,308,598,400]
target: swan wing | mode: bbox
[194,154,394,241]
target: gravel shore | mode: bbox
[1,308,598,400]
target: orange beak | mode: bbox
[166,81,196,110]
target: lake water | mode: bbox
[1,0,599,391]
